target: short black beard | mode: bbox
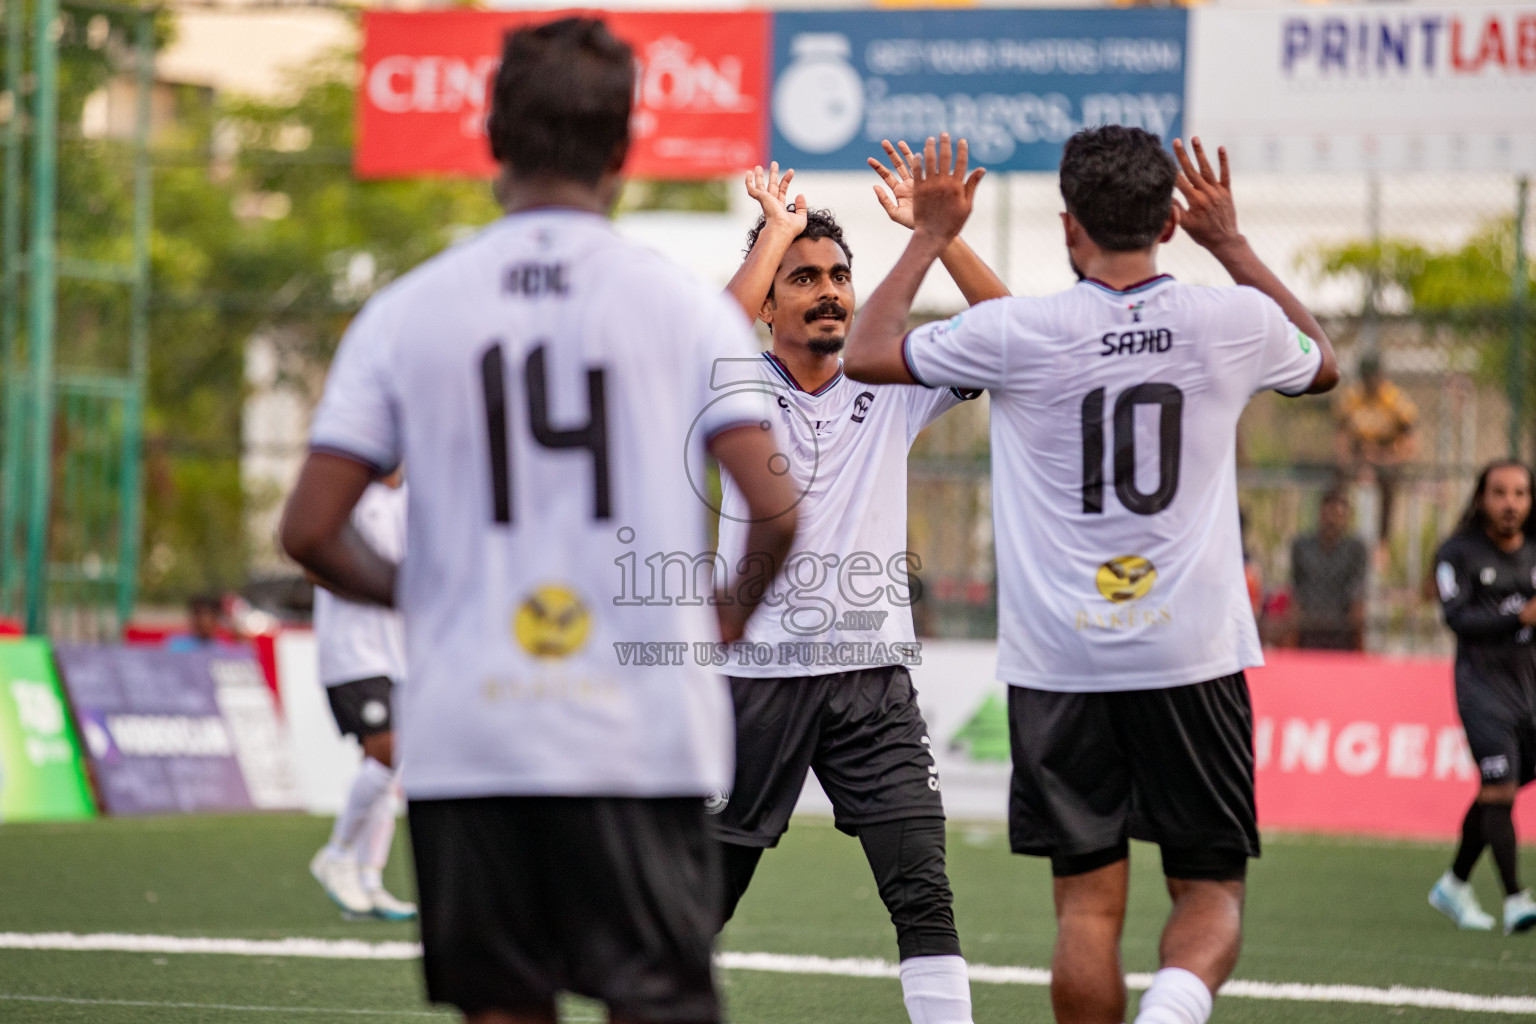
[808,337,845,356]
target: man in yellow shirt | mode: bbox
[1335,354,1417,553]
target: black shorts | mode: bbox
[1456,672,1536,786]
[408,796,720,1023]
[711,665,944,847]
[326,676,394,739]
[1008,673,1260,868]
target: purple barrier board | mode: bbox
[55,645,301,815]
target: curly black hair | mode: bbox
[742,208,852,301]
[1059,125,1178,252]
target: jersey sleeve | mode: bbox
[902,383,980,445]
[693,291,771,442]
[309,301,402,473]
[1436,540,1524,640]
[901,298,1010,392]
[1252,293,1324,397]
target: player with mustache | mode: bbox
[707,140,1005,1024]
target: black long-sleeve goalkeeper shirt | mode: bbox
[1434,530,1536,703]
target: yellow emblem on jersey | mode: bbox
[1095,556,1158,604]
[514,585,592,659]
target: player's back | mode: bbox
[907,275,1320,691]
[311,208,765,799]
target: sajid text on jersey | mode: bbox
[903,276,1322,693]
[309,209,769,800]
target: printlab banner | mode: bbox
[840,643,1534,839]
[0,639,95,822]
[357,9,770,179]
[1186,5,1536,173]
[56,645,301,816]
[770,9,1187,172]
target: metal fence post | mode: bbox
[22,0,57,634]
[1512,175,1530,460]
[115,8,152,630]
[1,0,28,617]
[1361,172,1381,358]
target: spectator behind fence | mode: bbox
[1335,354,1418,554]
[1289,489,1369,651]
[165,594,240,652]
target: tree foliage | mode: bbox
[1308,215,1534,321]
[141,45,501,600]
[8,10,726,607]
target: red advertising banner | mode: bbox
[357,10,769,180]
[1250,650,1536,839]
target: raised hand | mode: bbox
[1173,137,1242,255]
[744,161,807,237]
[911,133,985,243]
[868,139,921,229]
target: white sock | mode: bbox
[1133,967,1213,1024]
[358,778,399,893]
[898,955,973,1024]
[325,757,394,859]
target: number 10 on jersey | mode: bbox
[1080,383,1184,516]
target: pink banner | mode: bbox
[1250,650,1536,838]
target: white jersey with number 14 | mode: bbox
[309,209,768,799]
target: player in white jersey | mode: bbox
[280,18,797,1024]
[709,150,1007,1024]
[844,130,1339,1024]
[308,472,415,921]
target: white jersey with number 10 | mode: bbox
[309,209,769,799]
[903,275,1322,693]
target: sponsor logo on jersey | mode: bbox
[850,390,875,423]
[1095,555,1158,603]
[1481,567,1498,585]
[1128,300,1145,323]
[1297,331,1313,354]
[514,584,592,659]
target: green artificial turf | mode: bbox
[0,814,1531,1022]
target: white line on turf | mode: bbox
[2,933,1533,1015]
[0,995,603,1020]
[0,932,420,959]
[715,953,1536,1015]
[0,994,443,1016]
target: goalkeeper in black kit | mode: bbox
[1429,459,1536,935]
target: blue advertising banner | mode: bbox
[56,645,301,816]
[770,9,1188,172]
